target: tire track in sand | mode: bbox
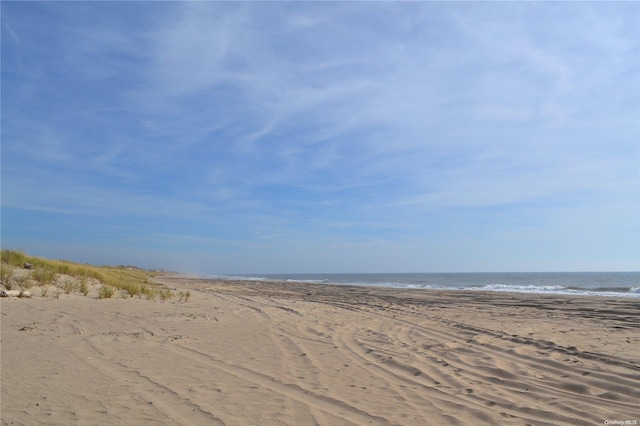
[163,343,391,426]
[324,299,639,425]
[171,280,640,425]
[81,338,226,425]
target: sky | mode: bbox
[2,1,639,274]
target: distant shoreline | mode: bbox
[199,271,640,298]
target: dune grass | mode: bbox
[1,263,15,286]
[1,249,172,300]
[63,281,76,294]
[79,278,90,296]
[33,268,57,285]
[178,291,192,302]
[98,285,116,299]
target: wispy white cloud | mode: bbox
[3,1,638,272]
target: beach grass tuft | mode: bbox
[1,263,15,284]
[145,288,157,300]
[98,285,115,299]
[33,268,56,285]
[159,289,172,301]
[63,281,76,294]
[79,277,90,296]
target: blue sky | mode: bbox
[2,2,638,274]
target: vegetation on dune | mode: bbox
[98,285,116,299]
[1,249,183,301]
[1,265,15,289]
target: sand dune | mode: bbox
[2,277,639,425]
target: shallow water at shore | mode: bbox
[210,272,640,297]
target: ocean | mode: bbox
[210,272,640,298]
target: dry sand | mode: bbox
[1,276,639,425]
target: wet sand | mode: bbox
[2,276,639,425]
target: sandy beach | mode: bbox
[2,276,639,425]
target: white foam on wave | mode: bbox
[205,274,640,298]
[207,274,267,281]
[470,284,640,298]
[480,284,568,292]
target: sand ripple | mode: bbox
[2,277,639,425]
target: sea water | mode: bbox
[210,272,640,298]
